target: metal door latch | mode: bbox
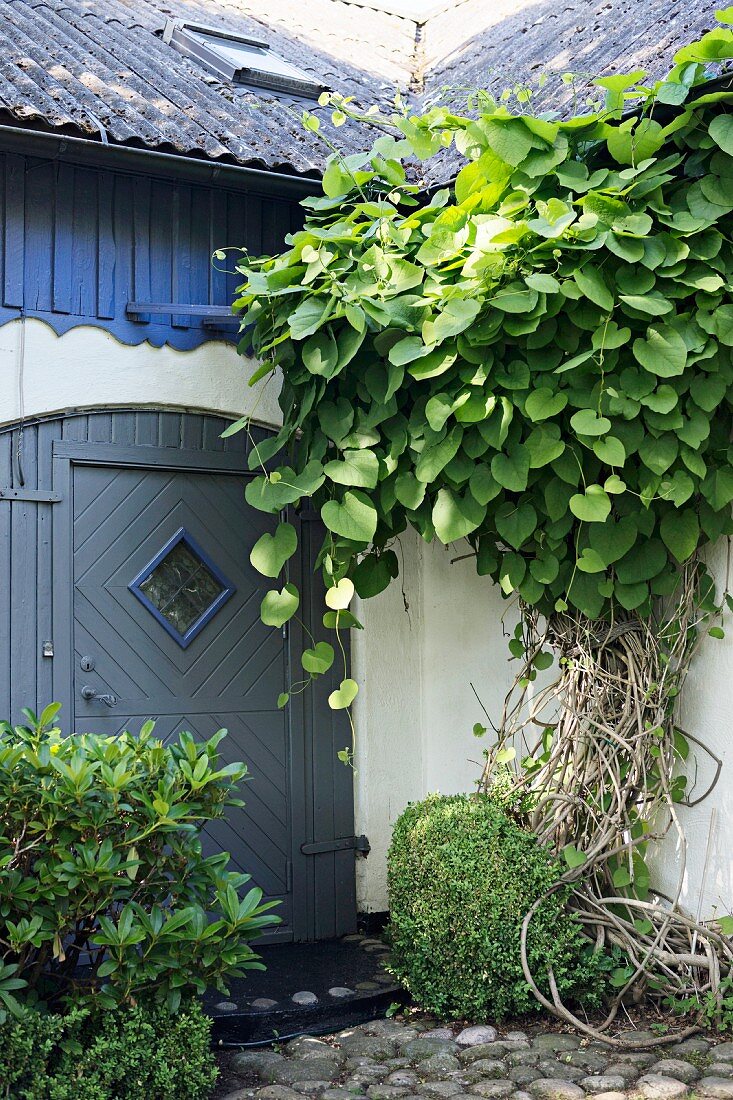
[301,835,370,856]
[81,685,117,707]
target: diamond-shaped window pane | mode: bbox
[129,529,235,648]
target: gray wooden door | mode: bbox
[0,410,356,942]
[71,459,298,940]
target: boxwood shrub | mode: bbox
[0,998,216,1100]
[387,793,605,1020]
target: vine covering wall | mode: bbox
[231,13,733,1034]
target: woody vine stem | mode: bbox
[481,562,730,1044]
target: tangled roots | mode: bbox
[480,561,731,1046]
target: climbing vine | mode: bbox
[232,12,733,1033]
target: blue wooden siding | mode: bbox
[0,151,302,349]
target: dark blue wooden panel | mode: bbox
[0,148,301,349]
[4,155,25,309]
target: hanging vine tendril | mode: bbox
[480,560,731,1044]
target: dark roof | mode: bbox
[0,0,719,179]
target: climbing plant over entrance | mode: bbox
[232,12,733,1037]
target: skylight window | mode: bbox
[163,19,326,99]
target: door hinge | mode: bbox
[0,487,62,503]
[300,835,370,856]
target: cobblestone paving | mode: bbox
[214,1016,733,1100]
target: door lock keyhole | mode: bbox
[80,656,95,672]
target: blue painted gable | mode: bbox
[0,149,302,350]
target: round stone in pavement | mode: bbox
[423,1028,455,1041]
[274,1061,340,1086]
[635,1074,689,1099]
[527,1080,585,1100]
[509,1067,542,1086]
[650,1060,701,1084]
[468,1059,508,1079]
[386,1071,420,1088]
[469,1081,514,1098]
[674,1039,711,1055]
[251,998,279,1010]
[257,1088,302,1100]
[532,1036,581,1054]
[579,1077,626,1094]
[699,1079,733,1098]
[422,1082,465,1097]
[457,1027,499,1047]
[403,1038,458,1061]
[709,1065,733,1079]
[292,991,318,1005]
[329,987,356,998]
[713,1045,733,1064]
[366,1086,410,1099]
[214,1000,240,1012]
[418,1053,461,1076]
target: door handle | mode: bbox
[80,685,118,707]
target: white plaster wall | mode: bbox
[654,541,733,922]
[422,541,516,796]
[352,530,425,912]
[353,538,516,913]
[0,318,283,429]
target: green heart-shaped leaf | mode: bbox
[633,325,687,377]
[261,583,300,628]
[302,642,335,675]
[352,551,398,599]
[433,488,486,543]
[324,449,379,489]
[593,436,626,466]
[562,844,586,869]
[323,610,363,630]
[576,548,607,573]
[524,388,567,421]
[588,516,637,565]
[526,424,565,469]
[604,474,626,494]
[325,578,355,610]
[321,491,378,543]
[709,114,733,156]
[395,472,427,510]
[328,678,359,710]
[660,509,700,563]
[495,502,537,549]
[491,450,530,492]
[573,265,614,311]
[250,522,298,578]
[570,485,611,523]
[570,409,612,437]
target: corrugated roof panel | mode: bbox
[0,0,722,178]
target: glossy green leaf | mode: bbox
[433,488,486,543]
[321,491,378,542]
[328,678,359,709]
[261,584,300,628]
[491,450,530,492]
[570,485,612,523]
[250,522,298,578]
[660,509,700,563]
[324,449,379,488]
[633,326,688,377]
[302,642,335,675]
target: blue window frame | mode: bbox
[128,527,235,648]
